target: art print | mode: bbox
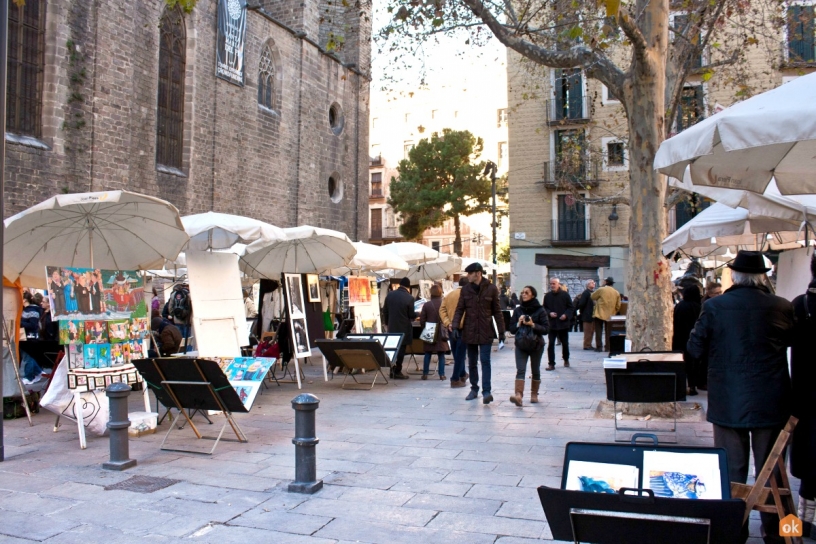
[45,266,146,321]
[59,320,85,345]
[230,382,261,409]
[290,317,311,358]
[110,343,125,366]
[105,375,113,387]
[68,344,85,369]
[285,274,305,318]
[83,344,98,368]
[76,375,87,386]
[348,276,372,306]
[108,320,130,343]
[129,318,149,339]
[87,377,96,390]
[642,451,722,500]
[84,321,109,344]
[306,274,321,303]
[565,461,640,494]
[220,357,274,381]
[97,344,111,368]
[67,374,77,389]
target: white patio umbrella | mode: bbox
[240,225,357,277]
[655,72,816,195]
[460,257,496,274]
[181,211,285,251]
[4,190,188,288]
[326,242,410,276]
[382,241,439,265]
[395,253,462,282]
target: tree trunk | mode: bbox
[622,0,674,351]
[453,214,463,256]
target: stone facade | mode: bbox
[4,0,371,241]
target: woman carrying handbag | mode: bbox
[508,286,548,406]
[420,285,448,380]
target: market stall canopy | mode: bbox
[662,202,804,256]
[395,253,462,282]
[326,242,410,276]
[381,241,440,265]
[181,211,285,251]
[460,258,496,274]
[655,73,816,195]
[4,190,188,288]
[240,225,357,277]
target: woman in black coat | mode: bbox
[507,286,548,407]
[791,279,816,536]
[672,283,702,395]
[419,285,447,380]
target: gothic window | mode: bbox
[258,46,276,110]
[156,6,186,169]
[7,0,46,137]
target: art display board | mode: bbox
[186,250,248,357]
[45,266,147,320]
[284,273,311,359]
[315,339,394,389]
[775,246,813,302]
[344,333,404,364]
[352,277,381,334]
[209,356,276,410]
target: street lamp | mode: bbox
[607,204,619,247]
[483,161,498,284]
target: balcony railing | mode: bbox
[370,188,383,198]
[538,160,601,189]
[370,226,401,241]
[552,218,591,245]
[546,95,590,125]
[370,155,383,166]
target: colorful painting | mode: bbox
[218,357,275,382]
[84,321,109,344]
[129,318,149,339]
[45,266,147,321]
[110,343,125,366]
[68,344,84,368]
[107,320,130,343]
[59,320,85,345]
[565,461,640,494]
[642,451,722,500]
[348,276,372,306]
[83,344,98,369]
[97,344,111,368]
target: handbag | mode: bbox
[420,322,439,344]
[515,324,541,353]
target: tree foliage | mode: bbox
[388,129,492,249]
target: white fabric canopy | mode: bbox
[4,191,188,288]
[381,242,440,265]
[181,211,285,251]
[394,253,462,282]
[326,242,410,276]
[655,73,816,195]
[240,225,357,277]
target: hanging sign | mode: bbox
[216,0,247,86]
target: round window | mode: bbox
[329,103,344,135]
[328,174,343,203]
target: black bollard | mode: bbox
[102,383,137,471]
[288,393,322,494]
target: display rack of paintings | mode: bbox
[209,356,276,410]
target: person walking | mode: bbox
[508,286,548,406]
[440,277,469,388]
[577,280,596,350]
[383,277,415,380]
[687,251,794,544]
[789,256,816,539]
[452,262,505,404]
[672,284,702,396]
[543,278,573,370]
[591,277,621,352]
[420,285,448,380]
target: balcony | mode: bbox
[538,160,601,189]
[370,155,383,167]
[546,95,590,125]
[370,226,401,242]
[552,218,591,245]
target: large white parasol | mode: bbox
[4,191,188,288]
[394,253,462,282]
[655,73,816,196]
[240,225,357,277]
[326,242,410,276]
[181,211,285,251]
[381,241,440,265]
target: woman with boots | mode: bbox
[508,286,548,406]
[420,284,448,380]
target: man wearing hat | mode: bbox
[590,277,621,352]
[687,250,794,544]
[382,277,416,379]
[452,261,505,404]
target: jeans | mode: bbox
[467,343,492,395]
[177,324,192,351]
[547,329,570,364]
[515,345,543,380]
[423,352,446,376]
[449,336,466,381]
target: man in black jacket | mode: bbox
[543,278,573,370]
[576,279,596,350]
[687,251,793,544]
[382,277,415,379]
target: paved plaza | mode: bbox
[0,335,781,543]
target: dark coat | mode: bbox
[672,285,702,354]
[687,284,794,428]
[576,288,595,323]
[383,287,416,337]
[420,297,448,353]
[21,303,43,337]
[790,291,816,481]
[508,299,549,349]
[452,279,505,345]
[543,289,574,331]
[155,320,182,356]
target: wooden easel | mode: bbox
[730,416,802,544]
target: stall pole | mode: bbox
[0,0,9,463]
[102,383,137,470]
[288,393,322,494]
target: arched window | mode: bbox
[156,6,186,169]
[258,46,275,110]
[6,0,46,137]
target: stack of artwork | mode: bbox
[61,317,149,369]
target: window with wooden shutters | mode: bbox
[788,6,816,63]
[675,85,704,133]
[370,172,383,197]
[156,6,186,169]
[258,46,275,110]
[6,0,46,137]
[370,209,383,239]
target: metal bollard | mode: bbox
[102,383,137,471]
[288,393,322,494]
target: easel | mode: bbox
[2,317,33,425]
[132,358,248,455]
[730,416,802,544]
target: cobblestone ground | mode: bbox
[0,334,793,543]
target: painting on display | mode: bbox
[306,274,321,303]
[642,451,722,500]
[59,320,85,345]
[284,274,311,358]
[348,276,372,306]
[215,357,276,409]
[46,266,146,320]
[565,461,640,494]
[84,321,109,344]
[107,320,130,343]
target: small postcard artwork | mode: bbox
[97,344,111,368]
[348,276,372,306]
[45,266,147,321]
[84,320,109,344]
[129,317,149,339]
[642,451,723,500]
[83,344,98,368]
[67,374,77,389]
[105,375,113,387]
[68,344,85,368]
[87,377,96,390]
[565,461,640,494]
[76,375,87,386]
[306,274,321,303]
[112,375,122,383]
[59,320,85,345]
[107,320,130,343]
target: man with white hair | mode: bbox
[687,250,794,544]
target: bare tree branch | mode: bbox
[618,8,648,60]
[665,187,689,209]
